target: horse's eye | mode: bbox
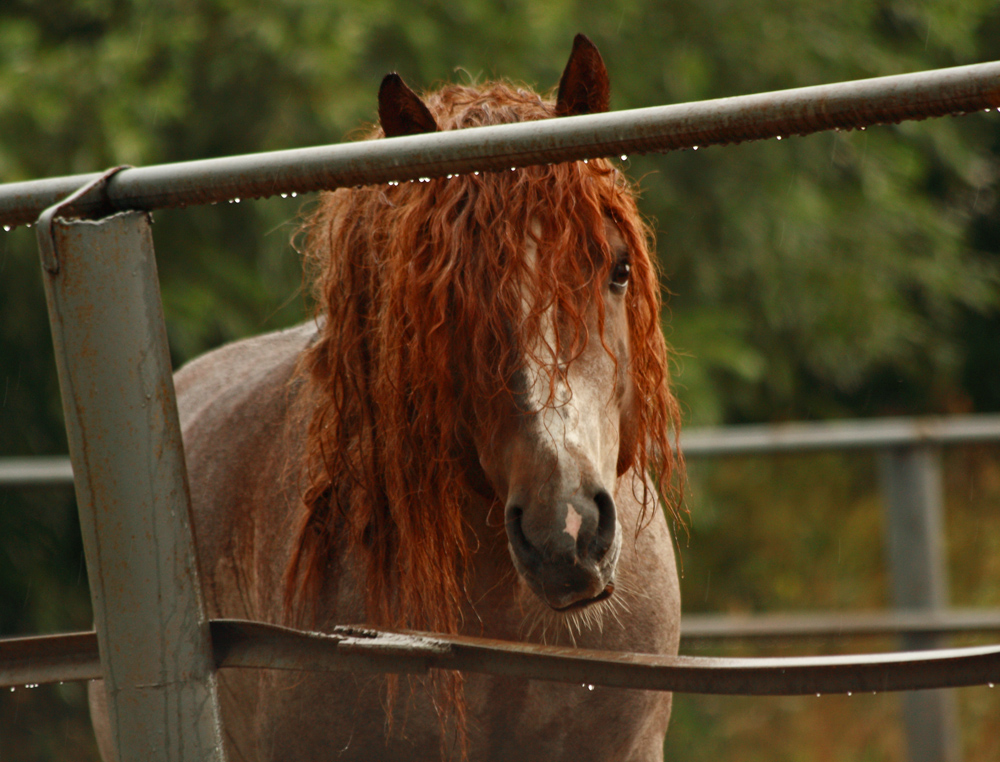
[609,259,631,293]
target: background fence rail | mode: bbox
[7,413,1000,483]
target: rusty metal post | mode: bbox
[36,176,226,762]
[879,445,960,762]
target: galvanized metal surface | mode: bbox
[0,456,74,487]
[880,447,949,618]
[37,193,225,760]
[879,446,958,762]
[211,619,1000,696]
[1,61,998,228]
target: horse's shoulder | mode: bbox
[174,322,319,621]
[175,321,316,430]
[175,320,318,504]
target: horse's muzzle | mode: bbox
[505,489,621,610]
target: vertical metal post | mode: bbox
[879,445,960,762]
[37,185,225,762]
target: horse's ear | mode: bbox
[555,34,611,117]
[379,73,439,137]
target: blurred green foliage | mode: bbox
[2,1,1000,760]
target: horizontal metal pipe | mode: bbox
[211,619,1000,696]
[681,608,1000,641]
[0,630,100,688]
[5,616,1000,694]
[0,456,75,487]
[1,61,997,228]
[679,414,1000,457]
[6,414,1000,487]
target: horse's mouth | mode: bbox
[549,581,615,613]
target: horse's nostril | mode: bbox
[505,503,524,540]
[505,504,542,573]
[588,489,617,560]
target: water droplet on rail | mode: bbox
[3,225,10,232]
[583,159,589,163]
[693,146,699,151]
[620,155,628,161]
[281,193,288,198]
[776,136,782,140]
[290,192,298,198]
[474,171,480,176]
[587,684,594,691]
[989,683,995,688]
[847,692,852,696]
[815,693,821,697]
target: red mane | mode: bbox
[286,81,682,640]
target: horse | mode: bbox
[90,34,683,762]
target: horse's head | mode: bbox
[475,213,633,611]
[294,35,680,631]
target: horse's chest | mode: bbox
[253,669,667,762]
[469,675,668,761]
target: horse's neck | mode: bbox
[463,488,513,582]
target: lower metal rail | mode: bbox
[3,619,999,696]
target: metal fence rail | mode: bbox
[5,620,1000,696]
[0,456,74,487]
[6,606,1000,689]
[6,413,1000,485]
[681,608,1000,641]
[680,414,1000,456]
[1,61,998,228]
